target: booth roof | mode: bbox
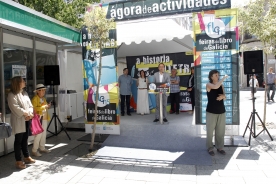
[117,18,193,57]
[0,0,80,44]
[117,18,191,45]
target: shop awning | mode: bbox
[117,18,193,57]
[0,0,80,44]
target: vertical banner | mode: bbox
[126,52,193,112]
[193,9,239,126]
[82,7,120,135]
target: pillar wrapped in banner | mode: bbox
[193,9,240,135]
[82,5,120,135]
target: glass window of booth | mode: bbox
[2,48,33,114]
[36,52,57,104]
[1,48,56,114]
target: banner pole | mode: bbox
[160,92,163,124]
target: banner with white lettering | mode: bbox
[105,0,231,21]
[193,9,240,126]
[126,52,194,113]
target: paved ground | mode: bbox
[0,91,276,184]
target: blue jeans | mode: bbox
[267,84,275,100]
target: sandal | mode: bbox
[217,149,226,155]
[208,150,215,156]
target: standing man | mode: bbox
[170,69,180,114]
[267,67,276,102]
[153,63,170,122]
[249,74,259,98]
[118,68,133,116]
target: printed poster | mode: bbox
[12,65,27,78]
[82,6,120,135]
[193,9,240,125]
[126,52,194,113]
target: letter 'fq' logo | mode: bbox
[205,18,225,39]
[93,87,110,107]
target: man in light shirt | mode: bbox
[249,74,259,98]
[152,63,170,122]
[118,68,133,116]
[266,67,276,102]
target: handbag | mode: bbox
[30,113,44,136]
[0,117,12,139]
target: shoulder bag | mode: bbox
[0,117,12,139]
[30,113,44,136]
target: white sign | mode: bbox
[85,124,120,135]
[268,59,276,64]
[12,65,27,78]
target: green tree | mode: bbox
[83,5,115,150]
[16,0,99,28]
[238,0,276,125]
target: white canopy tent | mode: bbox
[117,16,193,58]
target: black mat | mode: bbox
[66,143,91,157]
[77,134,109,143]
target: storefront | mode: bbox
[0,0,81,155]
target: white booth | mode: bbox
[0,0,83,156]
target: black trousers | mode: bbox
[170,92,180,113]
[14,121,30,161]
[189,88,195,111]
[267,84,275,100]
[120,95,130,115]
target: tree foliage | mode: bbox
[238,0,276,54]
[238,0,276,124]
[84,5,115,48]
[16,0,100,29]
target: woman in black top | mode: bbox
[187,67,195,113]
[206,70,228,156]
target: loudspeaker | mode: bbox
[243,50,263,74]
[44,65,60,85]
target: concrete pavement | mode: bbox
[0,91,276,184]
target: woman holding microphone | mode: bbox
[206,70,228,156]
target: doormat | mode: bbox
[77,134,109,143]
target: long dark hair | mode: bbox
[140,70,146,82]
[208,70,219,83]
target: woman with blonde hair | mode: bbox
[31,84,51,157]
[7,76,35,169]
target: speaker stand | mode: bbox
[47,85,71,140]
[242,78,273,145]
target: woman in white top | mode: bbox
[249,74,259,98]
[136,70,150,115]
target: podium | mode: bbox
[148,82,170,125]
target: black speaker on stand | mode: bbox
[44,65,71,140]
[242,51,273,145]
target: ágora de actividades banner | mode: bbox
[106,0,231,21]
